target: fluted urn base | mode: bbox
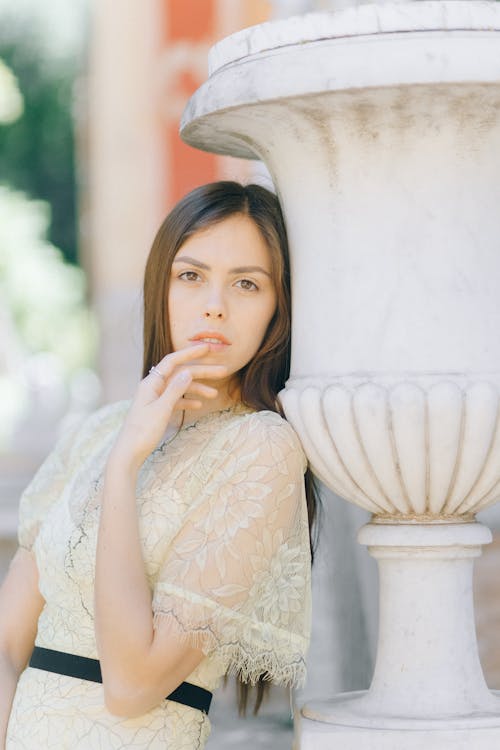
[298,522,500,749]
[280,377,500,519]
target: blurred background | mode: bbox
[0,1,498,748]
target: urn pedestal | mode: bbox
[298,523,500,749]
[181,2,500,746]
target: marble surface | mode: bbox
[297,717,500,750]
[208,1,500,75]
[297,523,500,747]
[281,380,500,518]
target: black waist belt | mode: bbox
[29,646,212,715]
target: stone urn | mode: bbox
[180,2,500,747]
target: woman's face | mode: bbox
[168,213,277,388]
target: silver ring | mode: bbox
[149,365,165,382]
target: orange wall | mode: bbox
[164,0,217,203]
[161,0,271,208]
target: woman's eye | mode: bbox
[235,278,258,291]
[179,271,201,282]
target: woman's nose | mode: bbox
[204,308,223,319]
[203,288,226,319]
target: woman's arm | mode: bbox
[95,453,205,717]
[95,344,224,717]
[0,549,45,748]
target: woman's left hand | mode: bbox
[108,343,227,470]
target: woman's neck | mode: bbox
[179,376,241,428]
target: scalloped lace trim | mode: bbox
[152,583,307,687]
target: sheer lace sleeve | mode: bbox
[17,421,82,552]
[152,411,311,687]
[17,401,128,552]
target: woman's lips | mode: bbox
[190,332,231,344]
[189,332,231,352]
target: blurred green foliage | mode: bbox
[0,20,96,373]
[0,45,96,447]
[0,58,23,123]
[0,29,78,265]
[0,185,97,374]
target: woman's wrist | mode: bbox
[105,443,142,479]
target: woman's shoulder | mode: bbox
[65,400,130,452]
[84,399,130,427]
[240,407,300,435]
[221,407,307,469]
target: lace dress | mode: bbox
[6,401,311,749]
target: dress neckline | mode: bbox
[154,402,253,452]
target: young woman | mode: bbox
[0,181,314,749]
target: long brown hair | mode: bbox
[142,181,319,714]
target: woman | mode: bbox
[0,181,314,749]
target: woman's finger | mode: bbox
[143,364,226,400]
[158,369,193,411]
[147,366,168,388]
[173,398,203,411]
[184,382,218,399]
[154,343,210,377]
[176,364,227,380]
[142,346,206,391]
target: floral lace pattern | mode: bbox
[7,402,311,749]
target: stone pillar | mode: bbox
[86,0,169,401]
[181,2,500,747]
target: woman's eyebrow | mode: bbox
[231,265,272,278]
[173,256,210,269]
[173,255,271,277]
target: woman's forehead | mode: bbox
[175,214,273,269]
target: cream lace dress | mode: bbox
[6,401,311,749]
